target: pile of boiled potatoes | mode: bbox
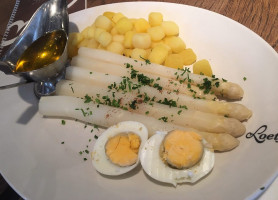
[68,11,212,76]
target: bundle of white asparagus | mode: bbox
[38,48,252,152]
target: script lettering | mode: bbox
[246,125,278,143]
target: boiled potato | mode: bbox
[86,38,99,49]
[161,21,179,36]
[87,26,96,39]
[68,32,82,58]
[112,12,125,23]
[96,31,112,47]
[81,26,90,39]
[77,38,89,48]
[148,44,169,64]
[148,26,165,41]
[94,28,106,41]
[81,26,96,39]
[164,54,184,69]
[112,34,125,43]
[131,48,148,60]
[151,40,164,48]
[71,12,206,72]
[97,44,106,50]
[134,18,150,33]
[193,59,213,76]
[179,48,197,65]
[115,17,133,34]
[106,42,124,54]
[164,36,185,53]
[123,31,135,48]
[95,15,112,31]
[70,32,83,47]
[103,11,115,20]
[123,49,133,57]
[132,33,151,49]
[148,12,163,26]
[110,27,118,35]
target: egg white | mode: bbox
[91,121,148,176]
[140,131,214,186]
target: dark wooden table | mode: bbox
[0,0,277,52]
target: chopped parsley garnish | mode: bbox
[158,98,177,108]
[158,116,168,122]
[137,73,154,85]
[95,98,101,104]
[197,78,212,94]
[145,111,149,115]
[61,141,64,144]
[70,86,74,93]
[80,109,87,117]
[243,77,247,81]
[61,120,66,125]
[93,125,99,130]
[84,94,92,103]
[143,93,150,102]
[140,56,151,65]
[153,83,163,91]
[178,110,182,115]
[179,105,188,110]
[129,99,137,110]
[94,135,98,139]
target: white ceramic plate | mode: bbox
[0,2,278,200]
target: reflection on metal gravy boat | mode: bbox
[0,0,69,97]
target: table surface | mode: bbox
[0,0,277,199]
[0,0,277,52]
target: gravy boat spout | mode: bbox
[0,0,69,97]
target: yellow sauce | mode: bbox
[14,30,67,73]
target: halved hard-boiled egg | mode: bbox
[140,130,214,186]
[91,121,148,176]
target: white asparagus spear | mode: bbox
[38,96,239,151]
[56,80,246,137]
[71,55,216,100]
[65,66,252,121]
[78,47,244,100]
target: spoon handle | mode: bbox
[0,61,13,75]
[0,80,33,90]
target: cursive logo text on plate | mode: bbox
[246,125,278,143]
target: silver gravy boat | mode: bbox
[0,0,69,97]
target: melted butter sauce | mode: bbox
[14,30,67,73]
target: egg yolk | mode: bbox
[161,130,204,169]
[105,133,141,167]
